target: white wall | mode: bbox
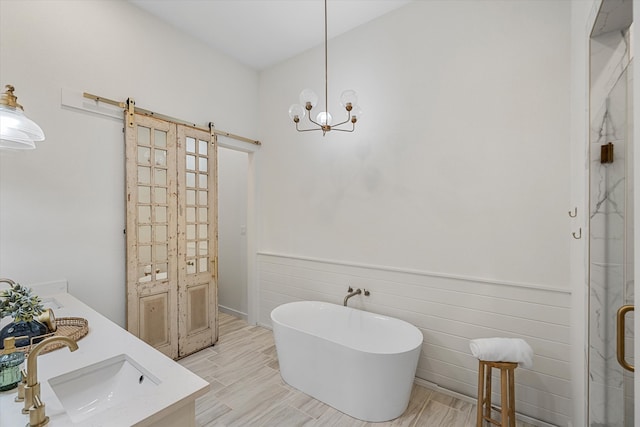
[0,0,258,326]
[258,0,571,288]
[218,146,248,317]
[257,1,572,425]
[569,1,597,425]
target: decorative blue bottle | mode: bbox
[0,337,25,391]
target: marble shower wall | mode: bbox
[589,25,634,427]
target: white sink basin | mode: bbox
[48,354,160,423]
[41,297,63,310]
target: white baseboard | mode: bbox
[218,305,248,321]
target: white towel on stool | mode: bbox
[469,338,533,369]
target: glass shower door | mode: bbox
[589,27,635,425]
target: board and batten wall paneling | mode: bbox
[258,253,571,427]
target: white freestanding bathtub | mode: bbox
[270,301,423,422]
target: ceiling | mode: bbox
[129,0,412,70]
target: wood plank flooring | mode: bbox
[179,313,537,427]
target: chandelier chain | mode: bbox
[324,0,328,120]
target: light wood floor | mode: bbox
[179,312,537,427]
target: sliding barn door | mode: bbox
[125,113,217,359]
[177,125,218,356]
[125,115,178,359]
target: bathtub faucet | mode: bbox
[344,287,362,306]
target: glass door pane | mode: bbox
[589,14,634,425]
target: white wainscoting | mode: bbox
[257,253,571,427]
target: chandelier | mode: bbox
[288,0,362,136]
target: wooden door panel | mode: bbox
[177,125,218,357]
[125,114,178,359]
[139,292,170,348]
[187,283,209,333]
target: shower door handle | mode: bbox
[616,305,635,372]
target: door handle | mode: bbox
[616,305,634,372]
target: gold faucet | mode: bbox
[23,336,78,426]
[15,368,27,402]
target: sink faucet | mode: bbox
[0,278,16,286]
[23,336,78,426]
[343,287,362,306]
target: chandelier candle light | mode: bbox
[0,85,45,150]
[288,0,362,136]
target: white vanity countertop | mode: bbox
[0,292,210,426]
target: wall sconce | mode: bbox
[0,85,45,150]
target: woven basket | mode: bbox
[16,317,89,355]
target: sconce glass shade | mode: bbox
[339,90,358,109]
[288,104,306,122]
[316,111,332,126]
[299,89,318,108]
[0,85,45,150]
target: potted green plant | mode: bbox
[0,282,47,349]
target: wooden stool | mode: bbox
[476,360,517,427]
